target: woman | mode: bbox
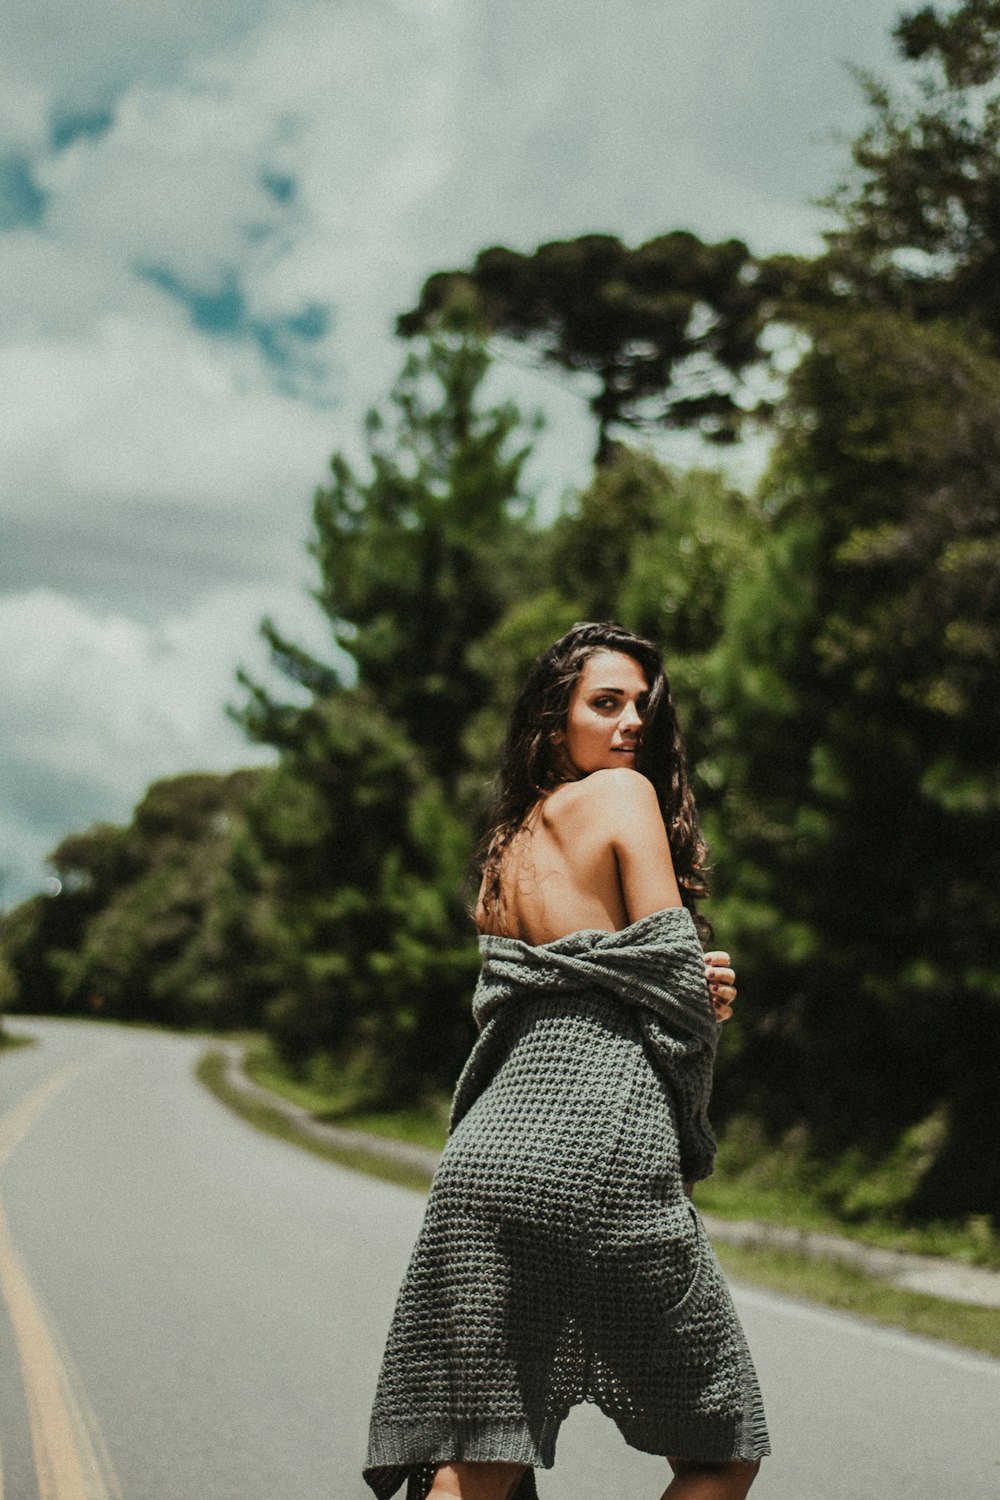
[364,622,768,1500]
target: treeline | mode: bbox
[4,2,1000,1224]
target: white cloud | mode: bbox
[39,78,292,284]
[0,582,332,898]
[3,0,270,105]
[0,76,49,152]
[0,315,331,509]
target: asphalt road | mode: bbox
[1,1017,998,1500]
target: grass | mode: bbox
[201,1038,1000,1358]
[695,1154,1000,1269]
[0,1027,36,1053]
[713,1240,1000,1359]
[239,1037,350,1113]
[326,1107,449,1151]
[196,1049,435,1194]
[242,1035,451,1150]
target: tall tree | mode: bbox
[230,331,542,1096]
[820,1,1000,338]
[240,329,539,796]
[708,305,1000,1219]
[399,234,782,464]
[676,0,1000,1223]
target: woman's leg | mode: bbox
[660,1458,760,1500]
[428,1460,528,1499]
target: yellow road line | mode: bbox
[0,1065,122,1499]
[0,1065,85,1171]
[0,1199,116,1500]
[44,1312,124,1500]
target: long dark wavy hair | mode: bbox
[476,621,711,937]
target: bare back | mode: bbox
[476,768,683,945]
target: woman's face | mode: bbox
[556,650,649,778]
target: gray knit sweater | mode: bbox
[452,906,720,1184]
[364,907,769,1500]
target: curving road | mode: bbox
[1,1017,998,1500]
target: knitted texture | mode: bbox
[454,906,720,1183]
[364,908,770,1500]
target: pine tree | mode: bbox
[230,331,542,1098]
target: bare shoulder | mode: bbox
[543,769,659,831]
[580,767,659,812]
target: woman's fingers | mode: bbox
[704,951,737,1022]
[705,964,736,990]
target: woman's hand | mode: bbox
[704,950,737,1023]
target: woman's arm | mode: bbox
[593,768,683,921]
[594,770,740,1020]
[595,770,726,1200]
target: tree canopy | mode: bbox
[818,1,1000,337]
[399,233,783,463]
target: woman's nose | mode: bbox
[619,702,643,730]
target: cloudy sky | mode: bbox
[1,0,907,906]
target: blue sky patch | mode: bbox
[139,262,333,390]
[50,108,115,152]
[261,170,296,204]
[0,153,47,230]
[143,264,247,335]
